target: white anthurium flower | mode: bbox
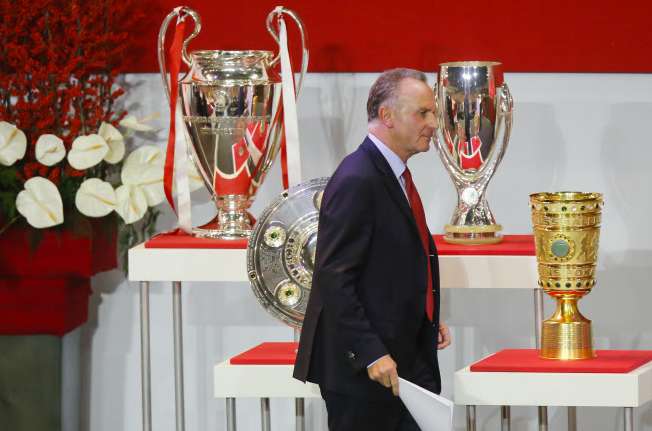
[67,134,109,170]
[121,145,165,207]
[35,134,66,166]
[16,177,64,228]
[75,178,117,217]
[98,122,125,164]
[115,184,148,224]
[119,114,156,132]
[0,121,27,166]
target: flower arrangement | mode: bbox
[0,0,163,267]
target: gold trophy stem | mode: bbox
[540,294,594,360]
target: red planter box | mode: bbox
[0,220,116,335]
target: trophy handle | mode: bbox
[157,6,201,101]
[266,7,309,97]
[475,82,513,181]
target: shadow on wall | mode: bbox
[601,102,652,250]
[298,75,361,177]
[81,269,134,431]
[490,102,568,233]
[589,249,652,346]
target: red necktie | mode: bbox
[403,168,434,321]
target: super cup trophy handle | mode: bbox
[490,82,513,175]
[266,7,309,97]
[157,6,202,101]
[471,81,513,191]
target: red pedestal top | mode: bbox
[433,234,535,256]
[146,230,534,256]
[470,349,652,373]
[145,229,248,249]
[230,342,298,365]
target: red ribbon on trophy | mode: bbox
[163,15,186,214]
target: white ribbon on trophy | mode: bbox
[276,6,303,187]
[174,101,192,233]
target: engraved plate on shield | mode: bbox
[247,177,329,328]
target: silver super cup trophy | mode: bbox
[433,61,513,245]
[158,7,308,239]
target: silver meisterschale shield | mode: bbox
[247,177,328,328]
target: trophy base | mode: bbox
[443,224,503,245]
[539,296,595,360]
[191,212,255,240]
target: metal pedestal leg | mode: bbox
[624,407,634,431]
[538,406,548,431]
[140,282,152,431]
[295,398,305,431]
[226,398,236,431]
[172,281,185,431]
[293,328,305,431]
[568,406,577,431]
[501,406,511,431]
[261,398,271,431]
[466,405,476,431]
[534,289,548,431]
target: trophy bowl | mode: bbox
[180,49,283,239]
[530,191,603,359]
[434,61,513,245]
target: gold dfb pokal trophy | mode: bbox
[530,192,603,360]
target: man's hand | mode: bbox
[367,354,399,396]
[437,322,452,350]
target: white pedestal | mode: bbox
[455,359,652,430]
[128,243,537,287]
[214,361,320,398]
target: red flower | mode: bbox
[64,164,86,178]
[23,162,40,180]
[48,167,61,185]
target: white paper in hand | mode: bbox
[398,377,454,431]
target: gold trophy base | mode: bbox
[443,224,503,245]
[540,295,595,360]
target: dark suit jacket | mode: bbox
[293,138,441,401]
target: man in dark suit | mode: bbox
[294,68,451,430]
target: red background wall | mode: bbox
[129,0,652,73]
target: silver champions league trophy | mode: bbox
[158,7,308,239]
[433,61,513,245]
[247,177,328,328]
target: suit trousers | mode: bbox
[320,348,438,431]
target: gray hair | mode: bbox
[366,68,427,122]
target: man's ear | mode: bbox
[378,104,393,128]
